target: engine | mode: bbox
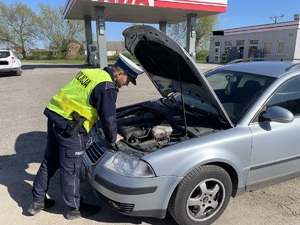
[117,110,181,151]
[114,106,218,152]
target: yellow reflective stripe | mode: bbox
[50,91,97,123]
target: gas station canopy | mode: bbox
[63,0,227,24]
[63,0,227,68]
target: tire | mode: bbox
[15,69,21,76]
[168,165,232,225]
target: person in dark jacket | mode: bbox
[28,54,143,220]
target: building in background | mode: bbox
[107,41,125,56]
[85,41,126,66]
[208,14,300,63]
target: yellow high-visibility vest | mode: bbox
[47,69,113,132]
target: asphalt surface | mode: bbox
[1,62,300,225]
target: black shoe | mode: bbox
[28,197,55,215]
[44,197,56,209]
[65,208,81,220]
[28,201,44,215]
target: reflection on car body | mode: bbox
[82,25,300,225]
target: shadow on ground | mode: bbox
[0,130,177,224]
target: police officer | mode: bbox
[28,54,144,220]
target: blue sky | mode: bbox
[218,0,300,30]
[2,0,300,41]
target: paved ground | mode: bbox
[1,62,300,225]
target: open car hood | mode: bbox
[122,25,233,127]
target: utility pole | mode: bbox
[269,14,284,23]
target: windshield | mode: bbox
[205,69,275,124]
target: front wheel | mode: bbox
[168,165,232,225]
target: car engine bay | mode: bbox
[112,103,221,152]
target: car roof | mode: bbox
[215,61,300,78]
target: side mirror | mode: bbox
[260,106,294,123]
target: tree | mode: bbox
[195,15,218,50]
[0,2,40,59]
[167,15,218,51]
[36,3,85,59]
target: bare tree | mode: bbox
[36,3,85,59]
[0,2,39,59]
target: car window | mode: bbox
[0,51,10,58]
[267,76,300,116]
[206,70,275,124]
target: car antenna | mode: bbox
[175,54,188,138]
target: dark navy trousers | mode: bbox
[32,119,85,209]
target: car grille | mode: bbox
[108,200,135,213]
[85,141,105,164]
[96,191,135,212]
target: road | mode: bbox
[1,62,300,225]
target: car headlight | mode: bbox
[104,151,155,178]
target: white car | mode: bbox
[0,50,22,76]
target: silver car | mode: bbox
[82,25,300,225]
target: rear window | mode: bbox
[0,51,10,58]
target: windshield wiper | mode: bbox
[164,93,182,108]
[188,105,210,117]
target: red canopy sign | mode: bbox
[97,0,227,12]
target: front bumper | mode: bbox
[82,152,180,219]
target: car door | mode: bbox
[246,76,300,190]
